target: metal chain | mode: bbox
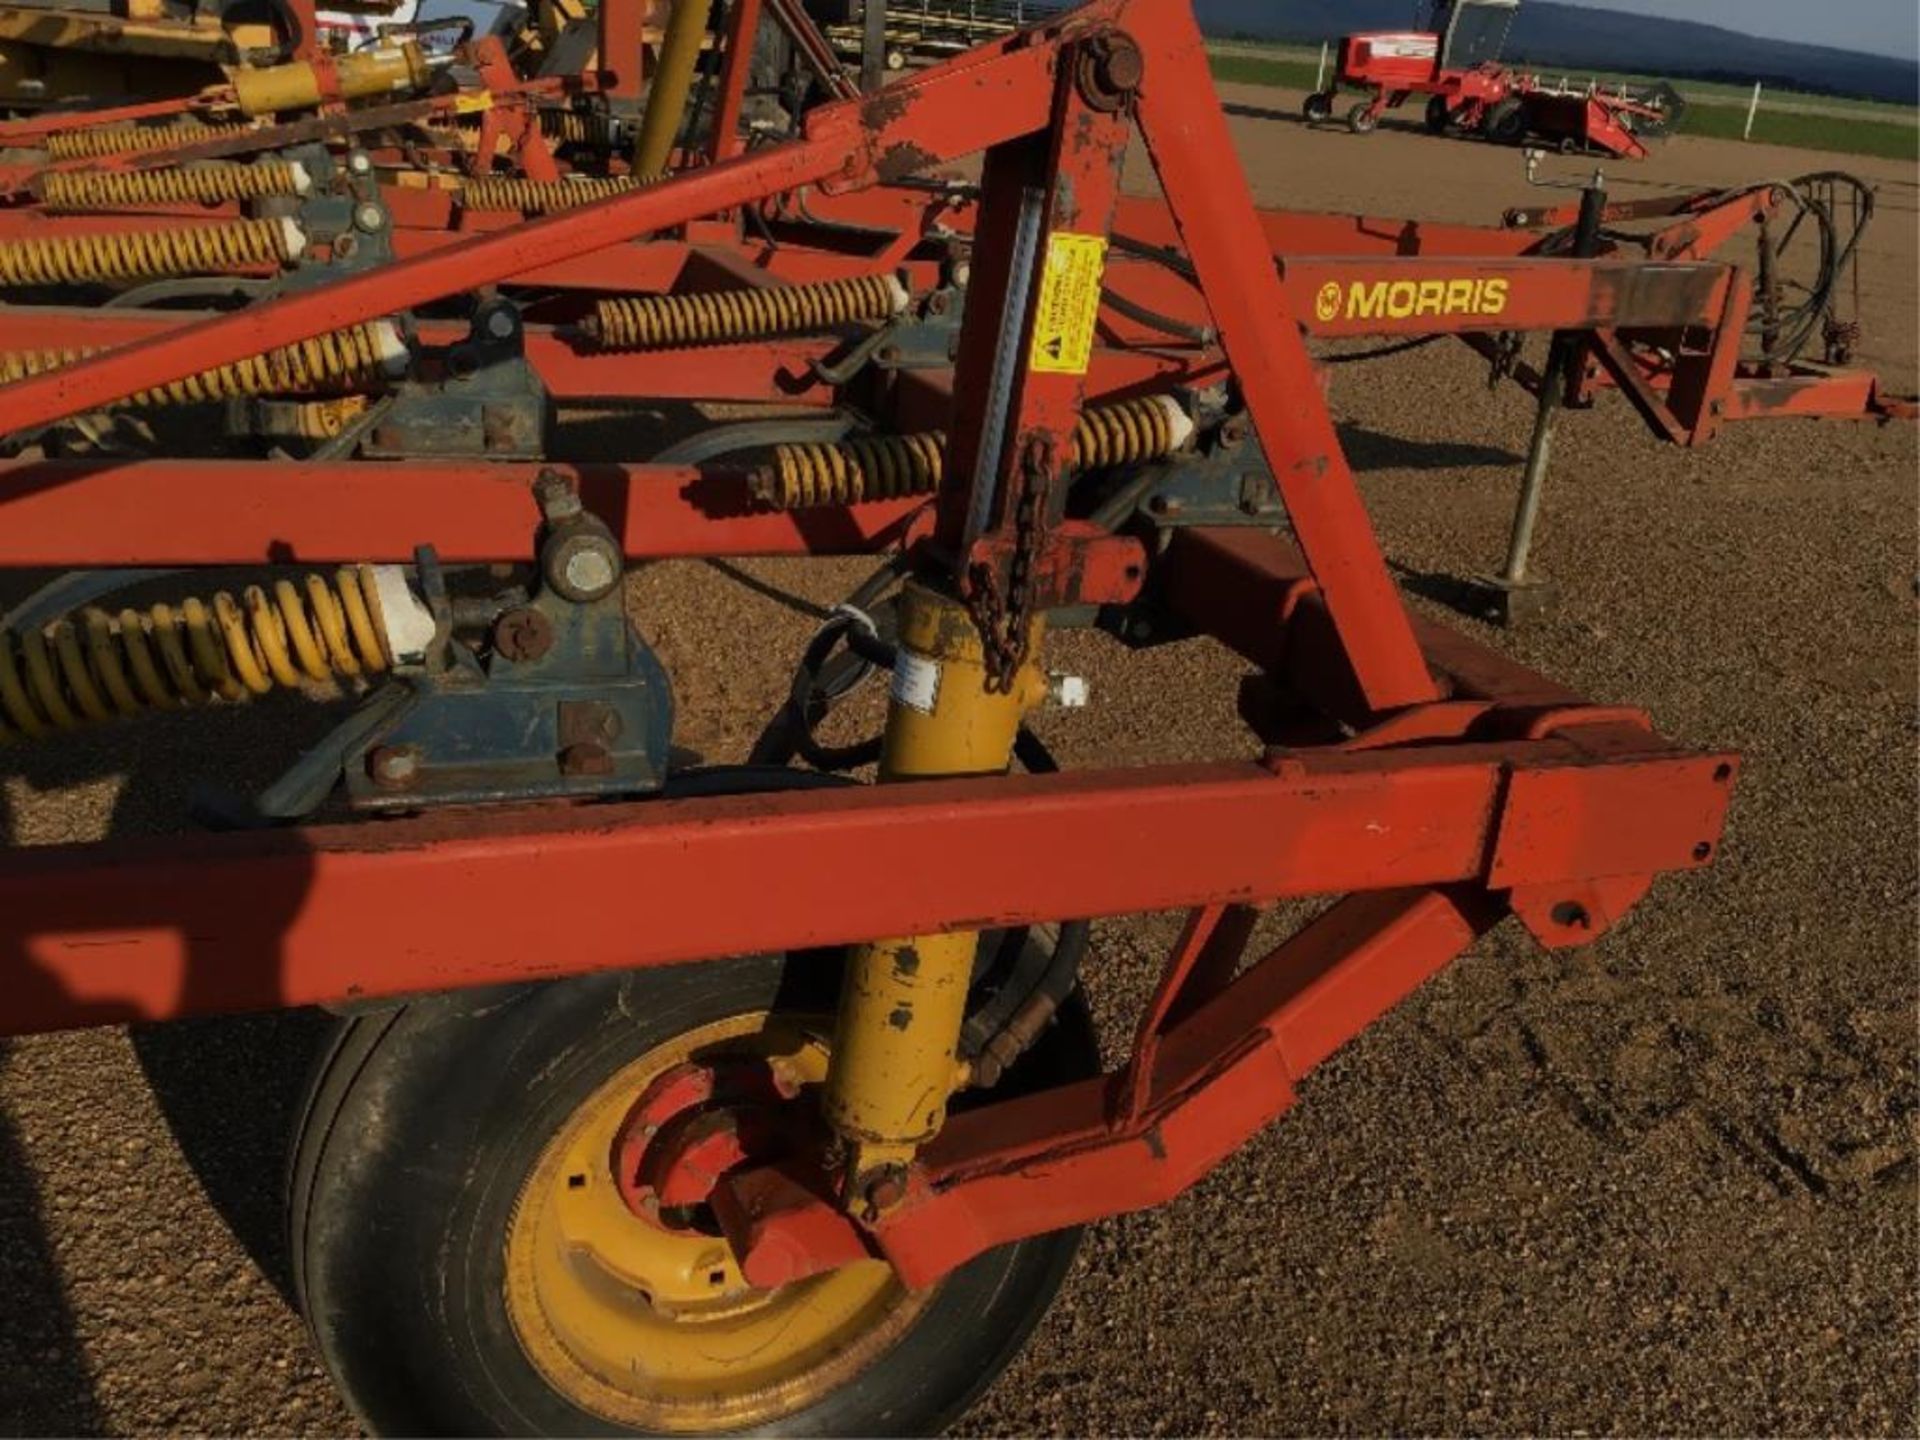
[966,441,1051,694]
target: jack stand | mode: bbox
[1468,180,1605,628]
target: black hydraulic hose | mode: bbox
[1313,334,1444,364]
[962,726,1092,1083]
[1100,284,1214,345]
[1110,230,1200,283]
[779,606,894,772]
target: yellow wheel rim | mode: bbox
[504,1011,934,1432]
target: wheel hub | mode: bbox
[612,1054,807,1224]
[503,1011,934,1432]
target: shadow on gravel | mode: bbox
[0,1043,107,1437]
[1336,419,1521,472]
[0,634,350,1329]
[128,1010,336,1305]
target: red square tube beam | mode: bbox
[0,735,1731,1038]
[0,459,927,565]
[1127,0,1437,713]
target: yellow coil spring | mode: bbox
[0,321,401,409]
[459,172,647,213]
[44,120,248,160]
[761,396,1181,509]
[539,109,622,148]
[39,161,305,211]
[282,394,372,439]
[0,569,390,738]
[590,273,903,351]
[0,217,293,287]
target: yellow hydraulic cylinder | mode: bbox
[632,0,712,180]
[232,42,430,117]
[822,582,1047,1205]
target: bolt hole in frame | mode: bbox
[0,0,1752,1430]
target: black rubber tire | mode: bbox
[289,956,1098,1437]
[1346,100,1378,134]
[1301,90,1334,123]
[1484,97,1528,144]
[1424,94,1453,132]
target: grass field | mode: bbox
[1207,49,1920,161]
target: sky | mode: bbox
[1573,0,1919,60]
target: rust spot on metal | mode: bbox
[893,944,920,978]
[876,141,939,183]
[861,86,914,129]
[1141,1126,1167,1161]
[887,1004,913,1030]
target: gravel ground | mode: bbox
[1,86,1914,1437]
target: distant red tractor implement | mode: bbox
[1303,0,1684,160]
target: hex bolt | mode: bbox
[347,151,372,175]
[492,606,553,663]
[563,546,617,598]
[366,744,422,790]
[858,1167,908,1218]
[534,471,583,521]
[1095,34,1144,92]
[559,741,615,778]
[485,307,517,340]
[354,202,385,233]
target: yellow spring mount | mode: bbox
[37,160,312,212]
[2,484,674,822]
[584,273,910,350]
[457,172,655,214]
[44,120,253,161]
[0,567,420,740]
[0,216,307,288]
[0,319,409,412]
[755,394,1194,508]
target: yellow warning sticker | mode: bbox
[453,92,496,115]
[1028,231,1108,375]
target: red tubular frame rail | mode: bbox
[0,0,1740,1289]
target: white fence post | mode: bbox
[1315,41,1329,92]
[1744,80,1762,139]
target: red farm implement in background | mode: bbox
[1305,0,1684,159]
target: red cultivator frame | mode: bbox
[0,0,1807,1429]
[0,0,1732,1228]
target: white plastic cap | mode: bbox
[273,216,307,262]
[368,565,436,664]
[1048,672,1090,709]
